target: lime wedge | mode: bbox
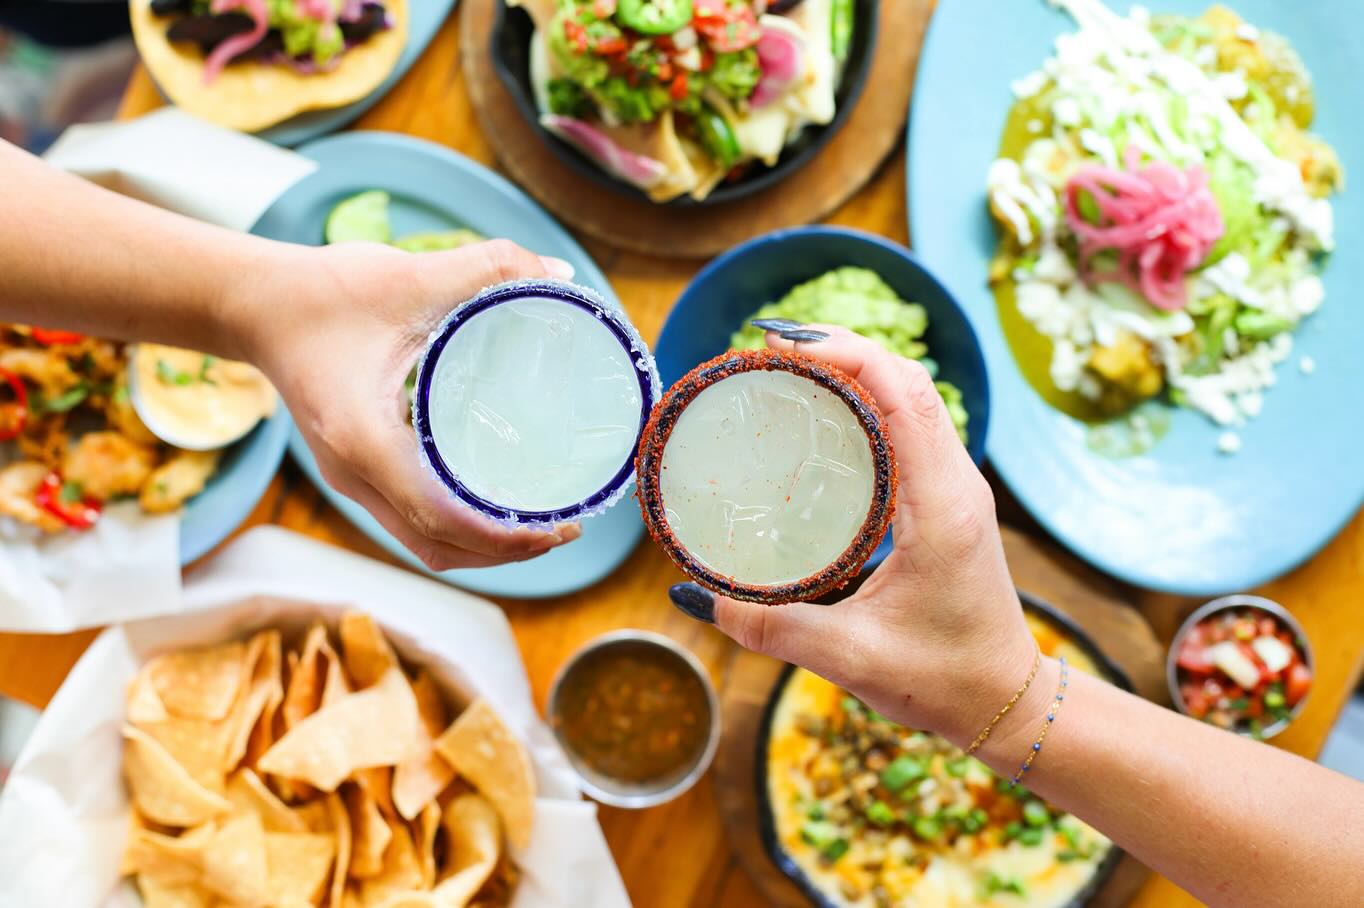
[392,229,484,253]
[325,190,392,244]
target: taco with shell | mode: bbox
[130,0,410,133]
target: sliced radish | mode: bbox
[749,18,806,108]
[540,115,669,190]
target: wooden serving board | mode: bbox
[460,0,928,258]
[714,525,1167,908]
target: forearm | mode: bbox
[0,139,278,359]
[965,661,1364,906]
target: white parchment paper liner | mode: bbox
[0,526,631,908]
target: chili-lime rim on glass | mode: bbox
[636,349,897,603]
[413,279,661,526]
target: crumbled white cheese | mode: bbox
[1053,96,1082,127]
[1217,431,1242,454]
[1235,23,1260,42]
[1299,355,1316,375]
[1011,70,1049,99]
[1027,118,1045,134]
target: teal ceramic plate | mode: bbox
[180,410,292,564]
[248,0,453,146]
[253,131,643,598]
[908,0,1364,595]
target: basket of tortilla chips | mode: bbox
[0,527,629,908]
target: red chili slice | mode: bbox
[30,327,84,345]
[0,368,28,442]
[34,472,102,531]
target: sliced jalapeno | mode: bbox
[831,0,854,62]
[695,103,742,169]
[616,0,694,35]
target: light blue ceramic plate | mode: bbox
[252,131,644,598]
[159,0,456,147]
[180,410,292,564]
[908,0,1364,596]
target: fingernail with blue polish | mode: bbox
[779,328,831,343]
[668,583,715,624]
[751,318,804,333]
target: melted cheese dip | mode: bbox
[766,613,1112,907]
[131,344,276,450]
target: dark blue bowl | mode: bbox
[655,226,990,570]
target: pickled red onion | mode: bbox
[1064,146,1224,311]
[750,24,804,108]
[203,0,269,83]
[540,115,668,189]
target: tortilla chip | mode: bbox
[136,874,213,908]
[294,798,334,833]
[282,624,337,730]
[432,794,501,906]
[226,769,309,834]
[128,667,170,724]
[432,700,535,850]
[413,801,441,890]
[221,630,283,772]
[358,816,425,907]
[340,611,400,689]
[327,792,353,908]
[124,725,232,827]
[139,716,228,791]
[258,667,422,792]
[393,671,454,821]
[123,822,215,886]
[147,641,246,722]
[265,831,336,905]
[355,765,397,819]
[128,0,410,133]
[345,782,393,880]
[201,811,270,907]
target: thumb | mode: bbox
[667,582,849,672]
[419,238,575,288]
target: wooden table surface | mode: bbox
[3,8,1363,908]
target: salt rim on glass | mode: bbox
[412,279,662,527]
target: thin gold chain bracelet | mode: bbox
[965,644,1041,755]
[1012,655,1069,786]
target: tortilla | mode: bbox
[265,830,337,905]
[327,792,354,908]
[123,822,215,886]
[358,817,424,906]
[128,0,410,133]
[432,794,501,906]
[345,782,393,879]
[432,700,535,850]
[392,670,455,821]
[201,811,270,907]
[258,667,422,791]
[413,801,442,890]
[339,611,400,688]
[147,641,245,722]
[136,874,214,908]
[124,725,232,827]
[226,769,309,834]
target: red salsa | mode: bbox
[552,641,711,784]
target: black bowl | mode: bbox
[755,590,1132,908]
[490,0,879,207]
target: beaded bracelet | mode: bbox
[965,645,1041,755]
[1011,656,1068,786]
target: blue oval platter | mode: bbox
[252,131,644,599]
[908,0,1364,595]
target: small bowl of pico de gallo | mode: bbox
[1168,595,1313,740]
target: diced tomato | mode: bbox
[1176,636,1213,673]
[563,19,589,53]
[1235,642,1276,684]
[656,61,674,81]
[693,0,726,18]
[594,34,627,55]
[1285,663,1312,706]
[592,0,617,17]
[30,327,85,345]
[669,71,690,100]
[1257,616,1278,638]
[1181,682,1210,718]
[699,48,715,71]
[693,2,761,51]
[1244,697,1265,719]
[1205,620,1230,643]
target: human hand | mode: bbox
[668,326,1037,744]
[231,238,583,571]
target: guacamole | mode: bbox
[730,267,971,442]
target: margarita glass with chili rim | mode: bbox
[637,349,896,603]
[413,279,661,526]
